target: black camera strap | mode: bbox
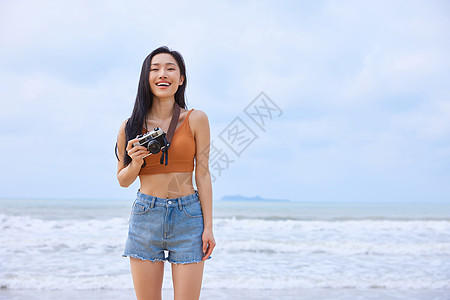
[160,102,181,165]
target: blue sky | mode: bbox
[1,0,449,202]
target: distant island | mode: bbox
[220,195,291,202]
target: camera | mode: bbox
[133,127,168,158]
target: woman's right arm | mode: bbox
[116,120,149,187]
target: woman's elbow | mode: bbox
[117,175,132,188]
[119,181,130,188]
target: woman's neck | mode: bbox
[149,98,175,120]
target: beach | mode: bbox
[1,198,449,299]
[1,288,450,300]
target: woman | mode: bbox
[116,46,215,300]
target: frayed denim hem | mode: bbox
[169,259,203,265]
[123,253,212,265]
[169,256,212,265]
[122,253,166,263]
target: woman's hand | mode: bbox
[126,138,149,167]
[202,228,216,261]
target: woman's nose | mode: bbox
[158,70,168,78]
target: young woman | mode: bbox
[116,46,215,300]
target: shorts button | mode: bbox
[168,200,172,204]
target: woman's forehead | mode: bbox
[151,53,177,65]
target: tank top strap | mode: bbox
[185,108,194,124]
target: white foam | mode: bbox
[1,214,450,290]
[216,239,450,255]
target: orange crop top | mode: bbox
[139,109,195,175]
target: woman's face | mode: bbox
[149,53,184,98]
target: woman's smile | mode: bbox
[155,80,172,89]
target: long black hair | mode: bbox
[115,46,188,165]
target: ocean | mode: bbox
[1,197,449,300]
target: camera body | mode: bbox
[133,127,168,158]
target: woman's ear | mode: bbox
[179,75,185,86]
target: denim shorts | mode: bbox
[122,190,211,264]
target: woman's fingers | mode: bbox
[126,138,149,161]
[202,244,214,261]
[130,148,149,159]
[126,138,140,152]
[127,146,147,155]
[202,238,216,261]
[202,240,207,254]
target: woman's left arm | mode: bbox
[192,110,216,261]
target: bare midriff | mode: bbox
[139,172,195,199]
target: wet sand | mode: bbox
[0,288,449,300]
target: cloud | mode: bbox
[0,0,449,201]
[392,100,450,141]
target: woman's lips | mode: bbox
[155,82,171,89]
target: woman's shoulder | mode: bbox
[188,109,209,132]
[188,108,208,122]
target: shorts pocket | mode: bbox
[182,201,203,218]
[131,200,150,215]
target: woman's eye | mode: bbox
[150,69,158,71]
[168,68,175,70]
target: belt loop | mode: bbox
[151,197,155,209]
[178,198,183,211]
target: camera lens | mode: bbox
[147,140,161,154]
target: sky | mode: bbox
[0,0,449,203]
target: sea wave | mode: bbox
[217,239,450,256]
[2,272,449,290]
[1,214,450,290]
